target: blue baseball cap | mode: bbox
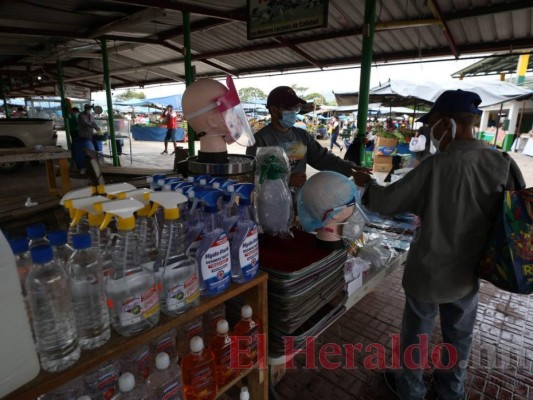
[417,89,483,124]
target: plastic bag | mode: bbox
[254,147,293,238]
[409,135,426,152]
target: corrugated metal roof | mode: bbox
[0,0,531,97]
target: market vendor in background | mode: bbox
[354,90,525,400]
[69,106,95,172]
[160,104,178,155]
[246,86,366,189]
[78,104,102,159]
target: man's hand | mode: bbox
[351,168,372,187]
[289,172,307,189]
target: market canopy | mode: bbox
[114,94,182,110]
[334,79,533,108]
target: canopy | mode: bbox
[114,94,182,111]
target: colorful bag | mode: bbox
[479,161,532,294]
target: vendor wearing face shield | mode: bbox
[354,90,525,400]
[246,86,366,189]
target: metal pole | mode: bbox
[183,11,195,156]
[101,39,119,167]
[355,0,377,166]
[492,102,504,148]
[0,78,9,119]
[56,60,72,151]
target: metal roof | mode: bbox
[451,54,533,78]
[0,0,532,97]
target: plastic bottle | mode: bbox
[60,186,96,244]
[68,233,110,350]
[26,222,49,249]
[177,317,204,361]
[149,191,200,316]
[209,319,236,387]
[240,387,250,400]
[8,237,32,298]
[96,198,160,337]
[97,182,137,198]
[48,230,74,270]
[39,376,85,400]
[202,303,226,345]
[151,329,178,363]
[182,336,217,400]
[0,231,40,398]
[233,305,261,368]
[117,188,158,266]
[147,352,185,400]
[195,189,231,297]
[113,372,151,400]
[27,245,80,372]
[228,183,259,283]
[184,189,205,259]
[120,344,152,382]
[84,360,120,400]
[219,184,239,241]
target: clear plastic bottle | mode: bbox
[40,376,85,400]
[209,319,237,387]
[176,317,204,361]
[233,305,261,368]
[147,352,185,400]
[150,192,200,317]
[98,199,160,337]
[84,360,120,400]
[68,233,110,350]
[113,372,151,400]
[202,303,226,345]
[184,190,205,259]
[8,237,32,298]
[120,344,152,382]
[182,336,217,400]
[26,222,49,249]
[48,230,74,271]
[27,245,80,372]
[151,329,178,363]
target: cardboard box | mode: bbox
[374,155,392,165]
[373,162,393,172]
[375,136,399,148]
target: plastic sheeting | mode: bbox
[131,125,185,141]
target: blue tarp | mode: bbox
[131,125,185,142]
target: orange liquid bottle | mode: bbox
[232,305,261,368]
[209,319,237,387]
[182,336,217,400]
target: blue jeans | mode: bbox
[72,139,95,170]
[395,288,478,400]
[330,132,341,150]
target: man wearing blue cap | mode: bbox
[356,90,525,400]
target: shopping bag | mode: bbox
[479,187,533,294]
[409,135,426,152]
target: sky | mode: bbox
[93,54,506,105]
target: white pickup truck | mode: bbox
[0,118,58,172]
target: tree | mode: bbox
[290,84,308,97]
[238,87,266,102]
[304,93,325,105]
[115,89,146,101]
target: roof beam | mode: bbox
[88,8,168,39]
[161,42,235,76]
[273,37,324,69]
[427,0,459,58]
[447,0,532,20]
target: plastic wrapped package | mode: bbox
[254,147,293,237]
[357,233,397,269]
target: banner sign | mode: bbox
[247,0,329,40]
[55,84,90,100]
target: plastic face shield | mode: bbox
[186,76,255,147]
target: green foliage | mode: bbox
[290,84,308,97]
[238,87,266,102]
[115,89,146,101]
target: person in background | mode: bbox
[161,104,177,154]
[70,106,95,172]
[329,115,343,152]
[246,86,366,190]
[354,90,525,400]
[78,104,102,155]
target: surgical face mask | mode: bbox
[341,204,368,242]
[280,110,297,128]
[430,118,456,152]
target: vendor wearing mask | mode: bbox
[246,86,365,189]
[354,89,525,400]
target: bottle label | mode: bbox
[133,346,152,380]
[154,379,183,400]
[166,273,200,311]
[153,331,177,359]
[200,233,231,293]
[190,366,215,395]
[118,286,160,327]
[238,224,259,281]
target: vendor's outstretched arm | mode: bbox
[305,135,354,176]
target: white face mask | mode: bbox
[341,204,368,242]
[429,118,456,153]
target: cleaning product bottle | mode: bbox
[117,188,158,265]
[219,185,239,241]
[176,317,204,361]
[184,189,205,259]
[60,186,95,244]
[233,305,261,367]
[256,155,292,234]
[84,360,120,399]
[149,191,200,316]
[0,231,40,397]
[26,222,49,249]
[147,352,185,400]
[195,189,231,297]
[208,319,236,387]
[47,230,74,271]
[96,198,160,337]
[120,344,152,382]
[151,329,178,364]
[68,233,110,350]
[228,183,259,283]
[97,182,137,198]
[27,245,80,372]
[182,336,217,400]
[114,372,151,400]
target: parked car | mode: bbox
[0,118,57,172]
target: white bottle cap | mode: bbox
[118,372,135,393]
[213,182,221,189]
[241,305,253,319]
[155,352,170,370]
[190,336,204,353]
[216,319,229,334]
[240,386,250,400]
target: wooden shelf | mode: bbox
[4,272,268,400]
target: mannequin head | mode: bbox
[182,79,230,154]
[297,171,357,242]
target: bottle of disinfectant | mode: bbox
[149,191,200,316]
[228,183,259,283]
[146,352,185,400]
[96,198,160,337]
[233,305,261,368]
[195,189,231,297]
[182,336,217,400]
[184,189,205,258]
[208,319,236,387]
[60,186,96,244]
